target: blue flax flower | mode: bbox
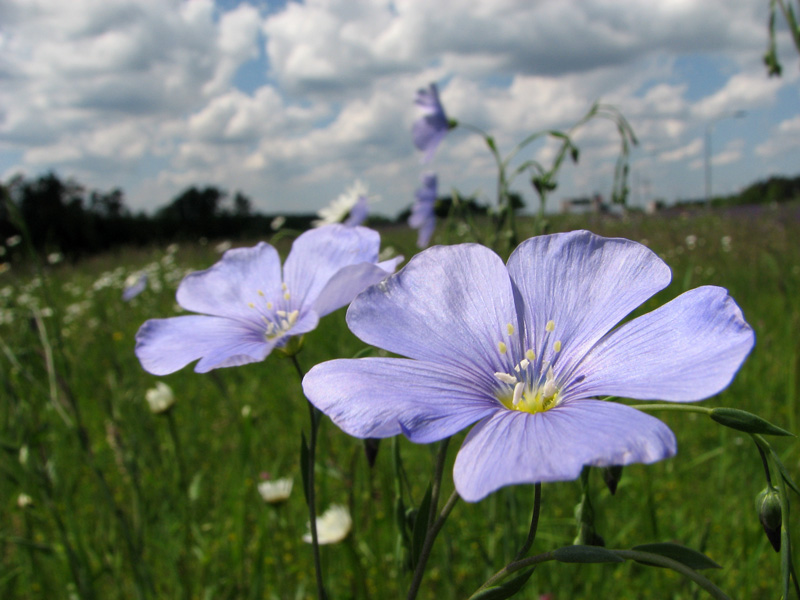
[412,83,451,163]
[303,231,754,502]
[408,173,437,248]
[136,225,402,375]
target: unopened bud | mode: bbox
[756,486,782,552]
[601,465,623,495]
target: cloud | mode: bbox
[0,0,796,215]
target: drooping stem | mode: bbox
[291,355,328,600]
[470,548,731,600]
[514,483,542,560]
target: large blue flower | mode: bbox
[136,225,402,375]
[408,173,437,248]
[303,231,755,502]
[412,83,450,163]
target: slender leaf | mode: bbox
[631,543,721,570]
[710,408,794,436]
[470,567,536,600]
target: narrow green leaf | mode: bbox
[470,567,536,600]
[709,408,794,437]
[411,484,433,569]
[551,545,623,564]
[299,433,310,506]
[631,543,721,570]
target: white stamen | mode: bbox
[512,382,524,406]
[494,372,518,385]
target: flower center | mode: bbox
[494,319,563,414]
[247,283,299,341]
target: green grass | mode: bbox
[1,206,799,599]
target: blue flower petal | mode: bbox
[177,243,282,320]
[412,84,449,163]
[453,400,676,502]
[135,315,273,375]
[565,286,755,402]
[303,358,498,443]
[346,244,521,378]
[282,225,381,310]
[507,230,671,377]
[312,260,402,318]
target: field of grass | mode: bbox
[2,204,799,599]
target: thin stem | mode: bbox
[407,489,460,600]
[470,548,731,600]
[291,355,328,600]
[632,403,713,416]
[514,483,542,560]
[166,410,192,600]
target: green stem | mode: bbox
[406,490,460,600]
[166,410,192,600]
[470,548,731,600]
[291,355,328,600]
[514,483,541,560]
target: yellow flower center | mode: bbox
[494,319,563,414]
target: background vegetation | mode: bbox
[1,201,798,599]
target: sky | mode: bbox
[0,0,798,218]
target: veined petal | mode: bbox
[312,259,402,318]
[346,244,522,377]
[507,230,671,373]
[303,357,499,443]
[135,315,273,375]
[564,286,755,402]
[176,243,282,320]
[282,225,381,309]
[453,401,676,502]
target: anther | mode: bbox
[554,341,562,353]
[507,323,514,336]
[545,320,555,333]
[498,341,507,355]
[495,372,518,385]
[248,302,255,308]
[525,349,535,361]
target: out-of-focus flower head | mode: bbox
[314,180,373,228]
[412,83,453,163]
[123,273,148,302]
[257,477,293,504]
[408,173,437,248]
[145,381,176,414]
[135,225,402,374]
[271,216,286,231]
[303,504,352,544]
[304,230,755,502]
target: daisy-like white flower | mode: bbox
[145,382,176,414]
[303,230,755,502]
[122,273,148,302]
[257,477,293,504]
[408,173,437,248]
[303,504,352,545]
[136,225,401,375]
[314,181,372,228]
[412,83,452,163]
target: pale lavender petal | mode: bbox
[135,316,273,375]
[564,286,755,402]
[408,173,437,248]
[344,195,369,227]
[282,225,381,309]
[413,84,449,163]
[122,274,148,301]
[453,401,676,502]
[507,230,671,373]
[177,243,282,320]
[346,244,521,378]
[303,358,498,443]
[312,260,401,318]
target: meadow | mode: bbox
[2,203,799,599]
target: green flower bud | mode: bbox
[755,486,782,552]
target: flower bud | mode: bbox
[755,486,782,552]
